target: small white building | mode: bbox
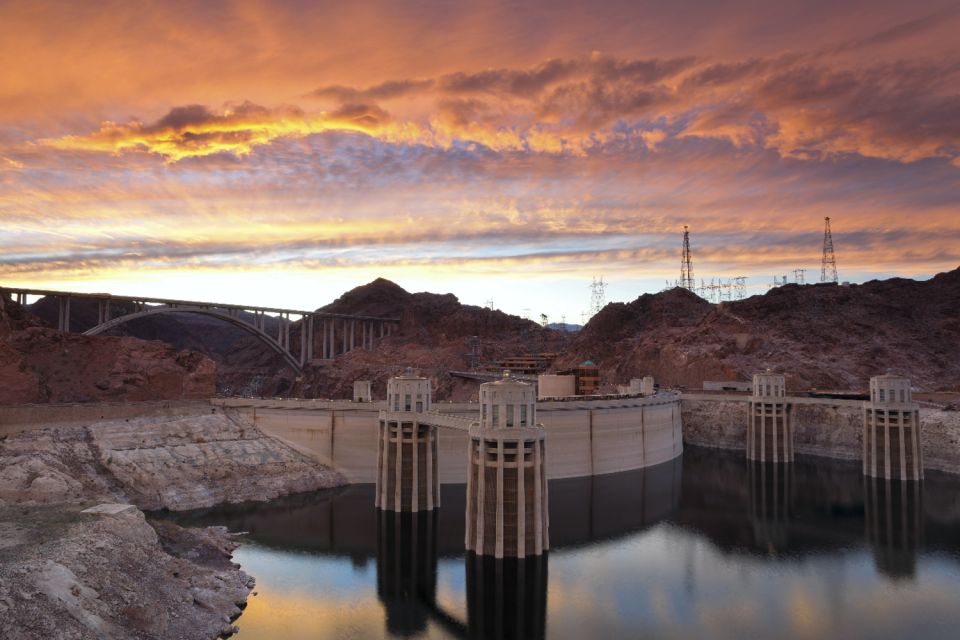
[353,380,373,402]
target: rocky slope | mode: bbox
[0,411,345,510]
[563,267,960,391]
[292,278,569,400]
[0,290,217,404]
[0,410,346,639]
[0,506,252,640]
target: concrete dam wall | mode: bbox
[682,394,960,475]
[221,395,684,484]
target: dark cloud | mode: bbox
[829,2,960,53]
[329,103,391,126]
[308,79,434,102]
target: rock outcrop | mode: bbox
[0,409,347,639]
[0,505,253,640]
[0,290,217,404]
[0,411,346,511]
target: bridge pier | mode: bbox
[376,372,439,512]
[466,371,548,558]
[57,296,70,331]
[864,374,923,481]
[747,372,793,463]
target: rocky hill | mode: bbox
[294,278,568,399]
[0,290,216,404]
[12,267,957,401]
[564,266,960,392]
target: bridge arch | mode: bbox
[83,306,302,374]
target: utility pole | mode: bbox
[680,226,694,291]
[821,217,838,283]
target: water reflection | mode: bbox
[865,478,923,580]
[156,447,960,639]
[748,462,793,553]
[377,511,439,636]
[466,554,547,640]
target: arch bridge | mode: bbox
[4,287,400,375]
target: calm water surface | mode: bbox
[166,446,960,639]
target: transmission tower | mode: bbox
[733,276,747,300]
[680,225,694,290]
[820,217,838,283]
[589,276,607,316]
[793,268,806,285]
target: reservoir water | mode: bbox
[165,446,960,639]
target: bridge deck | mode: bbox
[2,286,399,322]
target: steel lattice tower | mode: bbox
[589,276,607,316]
[820,217,838,283]
[680,226,694,290]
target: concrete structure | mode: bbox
[863,374,923,481]
[466,371,549,558]
[215,391,684,483]
[537,374,576,399]
[640,376,655,396]
[617,376,656,396]
[3,286,399,374]
[703,380,752,392]
[376,373,440,512]
[747,372,793,463]
[353,380,373,403]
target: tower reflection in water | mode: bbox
[748,461,793,553]
[375,509,548,639]
[376,510,438,637]
[865,478,923,580]
[466,553,548,640]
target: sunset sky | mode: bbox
[2,0,958,322]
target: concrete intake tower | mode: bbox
[747,372,793,463]
[863,374,923,481]
[375,372,440,511]
[466,371,549,558]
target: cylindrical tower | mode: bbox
[747,372,793,463]
[376,371,440,511]
[863,374,922,480]
[466,371,548,558]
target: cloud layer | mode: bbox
[1,0,958,316]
